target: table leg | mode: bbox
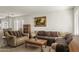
[44,43,47,48]
[25,43,27,48]
[45,44,47,48]
[41,45,44,52]
[49,47,52,52]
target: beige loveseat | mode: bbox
[4,29,29,47]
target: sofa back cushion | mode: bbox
[45,32,51,36]
[59,32,69,37]
[37,31,59,37]
[12,31,22,37]
[12,31,17,36]
[50,32,58,37]
[17,31,22,37]
[3,29,23,37]
[15,31,20,37]
[37,31,46,36]
[5,32,11,37]
[8,31,14,35]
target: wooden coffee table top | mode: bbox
[25,38,47,45]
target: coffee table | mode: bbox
[25,39,47,52]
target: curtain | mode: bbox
[74,7,79,35]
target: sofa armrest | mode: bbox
[7,35,16,39]
[7,36,16,42]
[6,36,17,46]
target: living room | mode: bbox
[0,6,78,52]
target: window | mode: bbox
[0,17,24,31]
[1,20,9,29]
[14,19,24,30]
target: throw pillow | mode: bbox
[37,31,45,36]
[18,31,22,37]
[50,32,58,37]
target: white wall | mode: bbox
[0,9,74,33]
[21,9,73,33]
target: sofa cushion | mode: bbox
[50,32,58,37]
[59,32,69,37]
[14,31,22,37]
[8,31,14,35]
[8,31,23,37]
[18,31,22,37]
[13,31,18,36]
[37,31,46,36]
[55,38,67,46]
[15,31,20,37]
[16,36,27,45]
[45,32,51,36]
[5,32,11,37]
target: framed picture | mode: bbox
[34,16,46,27]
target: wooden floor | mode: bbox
[69,36,79,52]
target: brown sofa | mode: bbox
[36,31,60,46]
[4,29,29,47]
[36,31,72,46]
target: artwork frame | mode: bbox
[34,16,46,27]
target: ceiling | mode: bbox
[0,6,73,18]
